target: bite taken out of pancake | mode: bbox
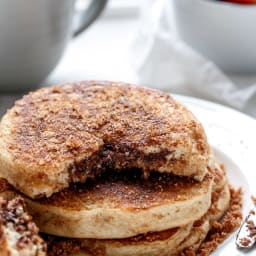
[0,81,210,199]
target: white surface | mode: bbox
[176,95,255,255]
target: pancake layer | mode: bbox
[44,184,230,256]
[0,81,210,198]
[26,169,213,238]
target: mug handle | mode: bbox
[73,0,108,37]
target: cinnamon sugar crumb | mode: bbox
[179,186,243,256]
[0,197,47,254]
[44,236,105,256]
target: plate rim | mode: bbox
[173,94,255,255]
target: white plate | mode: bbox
[175,94,256,255]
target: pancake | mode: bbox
[0,81,210,198]
[24,169,213,239]
[43,183,230,256]
[0,196,46,256]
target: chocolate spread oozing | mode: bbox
[0,197,46,253]
[68,142,171,183]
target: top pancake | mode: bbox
[0,81,210,198]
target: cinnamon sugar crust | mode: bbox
[0,81,210,198]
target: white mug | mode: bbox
[173,0,256,74]
[0,0,107,92]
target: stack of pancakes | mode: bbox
[0,81,231,255]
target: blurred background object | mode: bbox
[0,0,107,92]
[133,0,256,117]
[0,0,255,118]
[173,0,256,73]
